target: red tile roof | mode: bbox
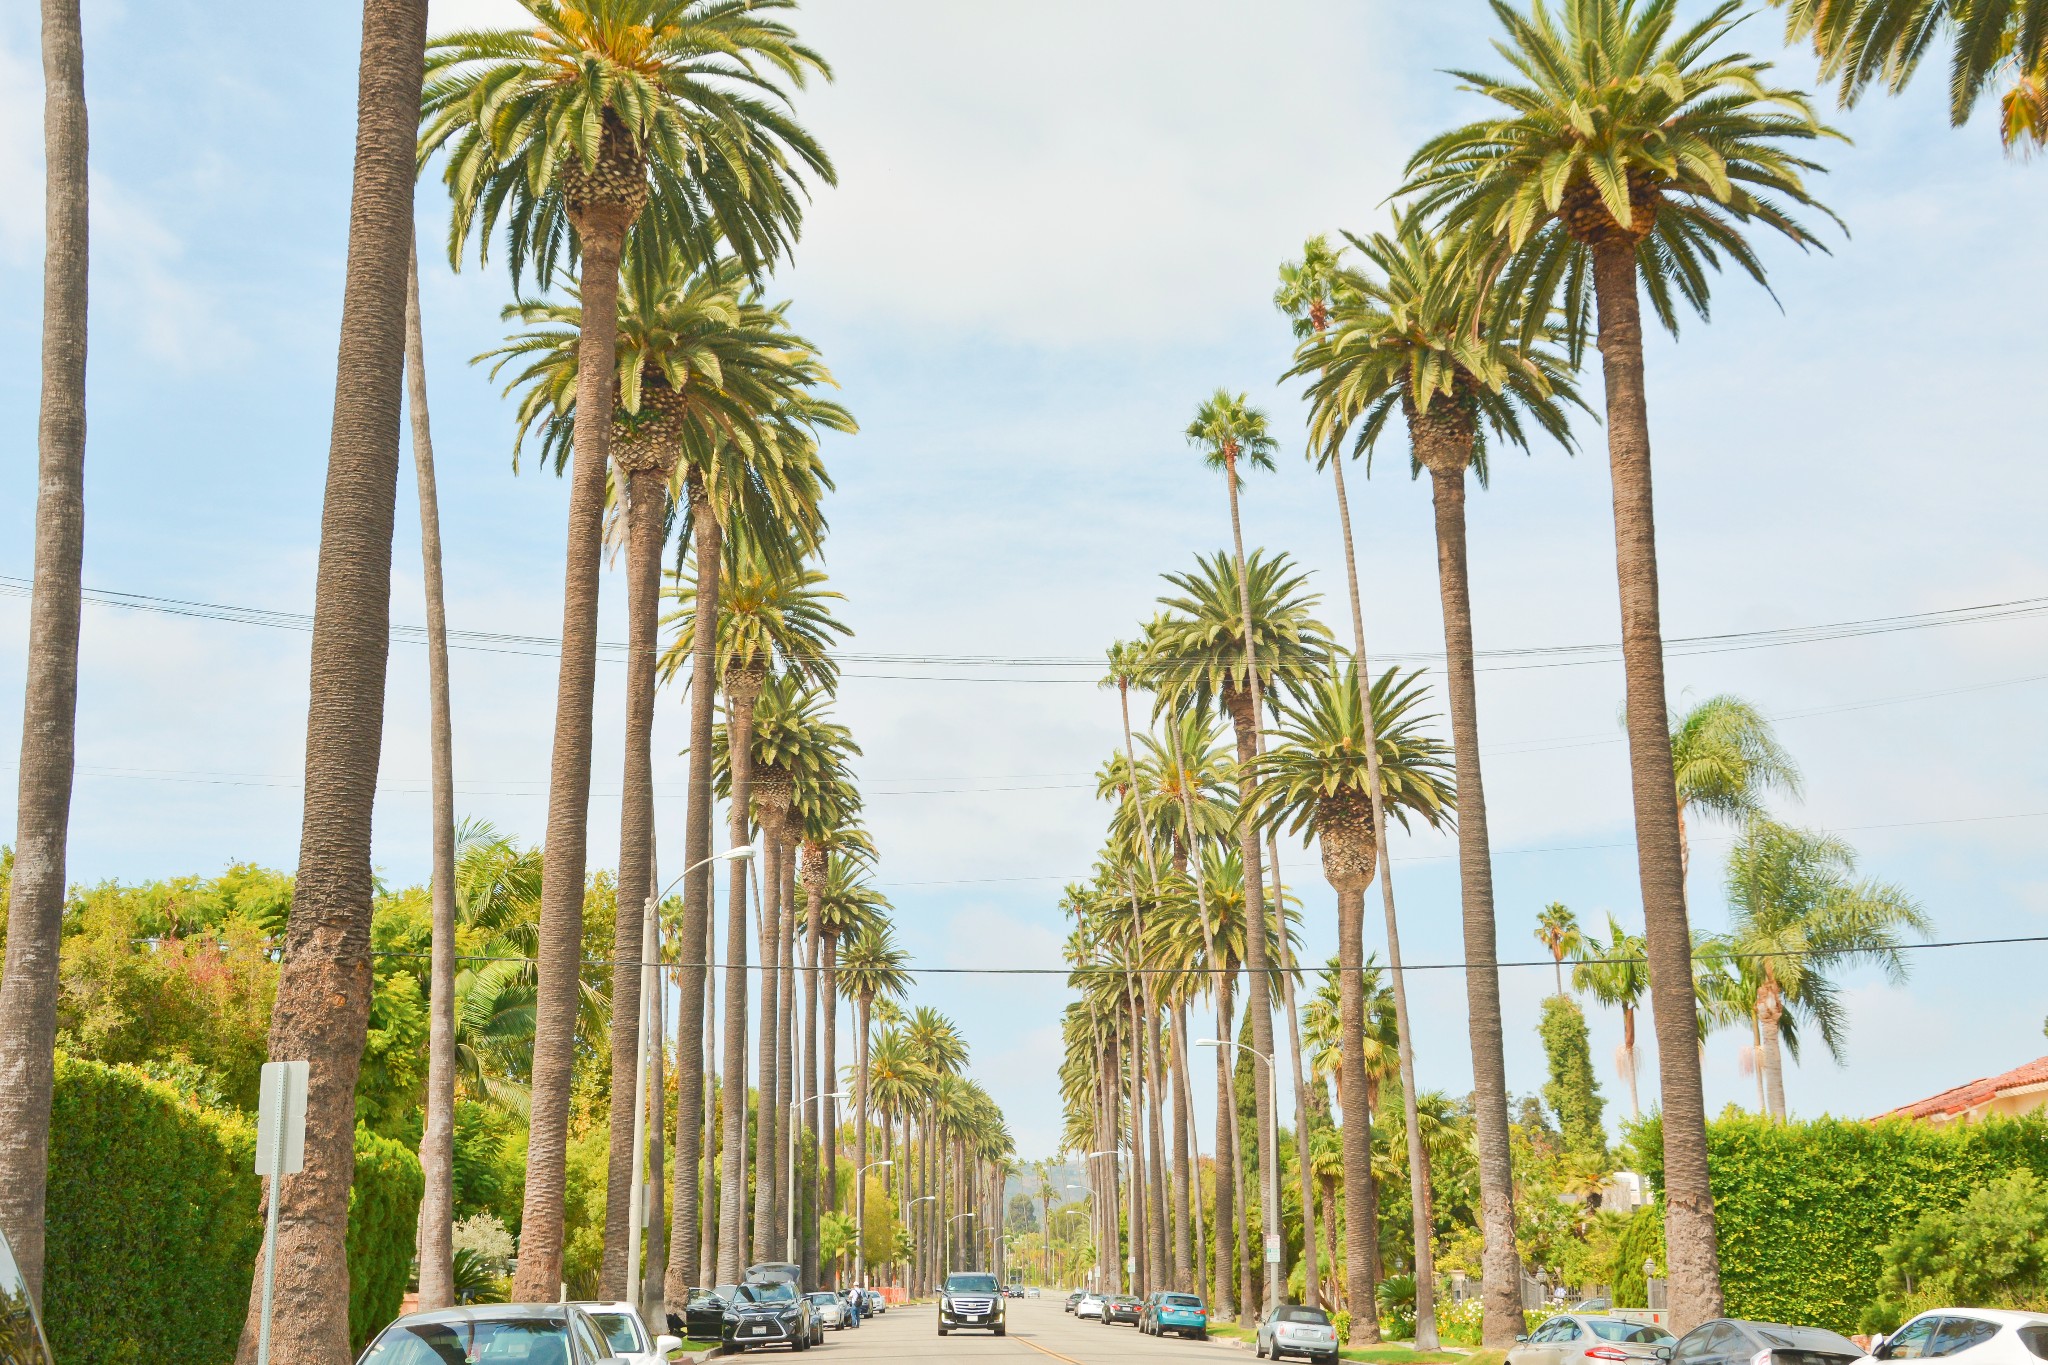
[1884,1055,2048,1121]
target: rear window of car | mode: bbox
[361,1319,570,1364]
[1165,1295,1203,1308]
[1277,1307,1330,1325]
[2017,1327,2048,1361]
[1591,1321,1677,1344]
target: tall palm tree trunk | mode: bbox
[1277,926,1319,1309]
[1175,1003,1208,1294]
[753,825,783,1256]
[512,139,643,1307]
[1591,237,1722,1327]
[855,992,871,1277]
[1214,975,1241,1317]
[779,835,801,1271]
[643,926,667,1319]
[718,678,764,1282]
[697,844,720,1287]
[1220,449,1282,1311]
[668,483,721,1299]
[1417,439,1521,1345]
[1169,1006,1194,1292]
[229,2,426,1352]
[1326,450,1436,1347]
[0,0,89,1305]
[820,928,838,1213]
[601,451,670,1297]
[1756,981,1787,1120]
[404,241,459,1312]
[1145,1001,1170,1292]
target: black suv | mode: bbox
[938,1272,1006,1337]
[721,1281,816,1351]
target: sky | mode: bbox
[3,1,2047,1166]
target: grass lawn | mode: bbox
[1341,1348,1464,1364]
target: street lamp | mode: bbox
[626,843,757,1314]
[1197,1037,1282,1305]
[786,1089,850,1259]
[852,1159,894,1287]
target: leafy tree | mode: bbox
[1879,1166,2048,1312]
[1722,819,1929,1119]
[1538,996,1607,1162]
[1404,1,1842,1324]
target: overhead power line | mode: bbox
[4,573,2044,678]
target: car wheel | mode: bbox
[996,1326,1007,1338]
[1257,1341,1267,1358]
[937,1327,948,1337]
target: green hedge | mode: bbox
[47,1053,262,1364]
[1637,1110,2048,1332]
[45,1055,422,1364]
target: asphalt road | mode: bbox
[790,1295,1233,1365]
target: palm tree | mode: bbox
[1669,695,1801,884]
[812,850,884,1219]
[1535,904,1582,999]
[221,0,426,1350]
[1772,0,2048,150]
[1254,662,1455,1326]
[1273,236,1441,1347]
[1575,915,1651,1118]
[0,0,89,1304]
[1179,389,1292,1309]
[1289,209,1581,1347]
[422,1,831,1299]
[1403,1,1841,1325]
[403,237,461,1311]
[1723,819,1929,1118]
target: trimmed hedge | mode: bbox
[47,1053,262,1364]
[1638,1110,2048,1332]
[45,1055,422,1364]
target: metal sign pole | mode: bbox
[255,1059,308,1365]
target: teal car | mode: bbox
[1141,1291,1210,1339]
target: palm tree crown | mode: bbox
[1405,0,1842,348]
[1185,388,1279,485]
[421,0,834,284]
[1146,550,1334,721]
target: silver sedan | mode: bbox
[1510,1313,1678,1365]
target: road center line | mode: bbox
[1010,1331,1088,1365]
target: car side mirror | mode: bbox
[655,1334,683,1356]
[1518,1336,1530,1344]
[1656,1349,1674,1362]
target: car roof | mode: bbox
[382,1304,580,1327]
[1715,1320,1864,1353]
[571,1302,641,1315]
[1912,1309,2048,1327]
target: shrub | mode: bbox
[1878,1166,2048,1310]
[45,1053,262,1365]
[44,1054,424,1364]
[1609,1205,1665,1308]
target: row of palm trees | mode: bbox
[1046,0,2018,1343]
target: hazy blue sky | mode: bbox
[4,1,2046,1162]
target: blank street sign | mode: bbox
[256,1060,309,1177]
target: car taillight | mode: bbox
[1753,1350,1774,1365]
[1586,1349,1631,1361]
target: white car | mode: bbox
[1077,1292,1107,1320]
[572,1304,683,1363]
[1026,1287,1042,1299]
[1257,1305,1339,1363]
[808,1292,851,1330]
[1875,1309,2048,1365]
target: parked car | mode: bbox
[576,1303,683,1365]
[359,1304,621,1365]
[1257,1304,1340,1363]
[1871,1309,2048,1364]
[721,1280,817,1352]
[0,1226,54,1365]
[672,1285,740,1342]
[808,1292,850,1330]
[863,1288,887,1316]
[1076,1291,1107,1320]
[1510,1312,1678,1365]
[1141,1291,1210,1339]
[1027,1287,1042,1298]
[1665,1319,1865,1365]
[1102,1295,1144,1326]
[1066,1291,1085,1314]
[939,1271,1007,1336]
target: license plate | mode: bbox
[748,1326,768,1335]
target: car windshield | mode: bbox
[742,1283,796,1304]
[714,1286,740,1302]
[1590,1321,1676,1344]
[948,1275,1000,1295]
[1276,1307,1331,1325]
[1165,1295,1203,1308]
[591,1313,644,1352]
[808,1293,838,1305]
[361,1318,570,1365]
